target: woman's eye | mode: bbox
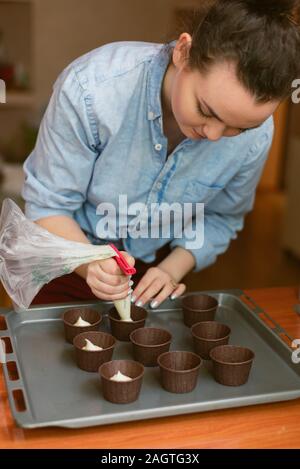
[197,103,211,118]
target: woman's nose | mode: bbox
[203,121,226,141]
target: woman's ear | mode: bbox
[172,32,192,69]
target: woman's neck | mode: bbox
[161,61,175,119]
[161,62,186,147]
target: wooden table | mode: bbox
[1,286,300,449]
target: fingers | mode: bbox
[87,261,129,293]
[89,278,132,297]
[134,277,164,307]
[170,283,186,300]
[120,251,135,267]
[89,249,136,288]
[101,251,135,277]
[90,286,132,301]
[148,282,175,309]
[92,251,135,293]
[88,265,132,298]
[149,282,186,308]
[100,257,127,277]
[131,267,186,309]
[87,253,186,306]
[86,255,135,300]
[131,268,158,305]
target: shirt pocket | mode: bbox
[182,180,224,204]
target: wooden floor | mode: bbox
[1,191,300,306]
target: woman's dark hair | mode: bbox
[175,0,300,102]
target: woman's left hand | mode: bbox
[131,266,186,309]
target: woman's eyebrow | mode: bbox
[201,99,224,122]
[201,98,263,130]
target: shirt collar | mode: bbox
[147,41,176,121]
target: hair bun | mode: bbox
[244,0,299,19]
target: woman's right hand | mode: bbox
[85,251,135,301]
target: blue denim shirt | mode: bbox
[22,41,274,272]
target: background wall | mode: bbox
[0,0,199,161]
[33,0,198,105]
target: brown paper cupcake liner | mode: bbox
[210,345,255,386]
[108,304,147,341]
[99,359,144,404]
[182,294,218,327]
[62,308,102,344]
[191,321,231,359]
[130,327,172,366]
[158,351,201,393]
[73,331,116,372]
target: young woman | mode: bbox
[23,0,300,308]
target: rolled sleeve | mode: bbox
[170,122,274,272]
[22,66,100,221]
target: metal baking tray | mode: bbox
[0,290,299,429]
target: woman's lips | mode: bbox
[192,128,205,138]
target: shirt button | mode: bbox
[155,143,162,151]
[148,111,155,120]
[156,182,162,190]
